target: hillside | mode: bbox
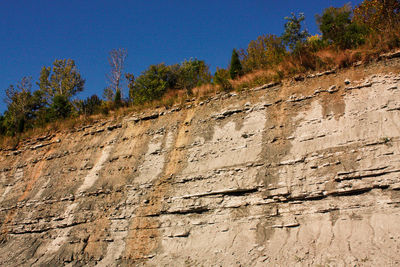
[1,55,400,266]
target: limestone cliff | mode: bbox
[1,57,400,266]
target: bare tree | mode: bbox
[105,48,127,101]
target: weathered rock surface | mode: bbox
[1,58,400,266]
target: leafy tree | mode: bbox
[214,67,232,91]
[37,59,85,104]
[306,34,328,52]
[239,34,286,72]
[3,77,43,135]
[105,48,127,101]
[353,0,400,32]
[282,13,310,52]
[131,64,170,104]
[229,49,243,79]
[176,59,211,95]
[316,4,367,49]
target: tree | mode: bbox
[131,64,170,104]
[37,59,85,104]
[214,67,232,91]
[125,73,135,103]
[105,48,127,101]
[282,13,310,52]
[176,58,211,95]
[77,95,102,115]
[353,0,400,32]
[229,49,243,79]
[49,95,72,119]
[316,4,367,49]
[3,77,44,135]
[239,35,286,73]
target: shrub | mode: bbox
[239,34,286,73]
[214,67,232,92]
[316,4,368,49]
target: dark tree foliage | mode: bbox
[130,59,211,104]
[49,95,72,119]
[2,77,45,135]
[125,73,135,103]
[114,89,122,108]
[317,4,367,49]
[78,95,102,115]
[229,49,243,79]
[214,67,232,91]
[176,59,211,95]
[131,64,170,105]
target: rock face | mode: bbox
[1,59,400,266]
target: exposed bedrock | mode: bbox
[1,58,400,266]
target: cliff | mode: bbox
[1,56,400,266]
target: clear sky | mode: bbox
[0,0,363,112]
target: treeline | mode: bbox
[2,0,400,137]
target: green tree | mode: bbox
[37,59,85,104]
[282,13,310,52]
[131,64,170,104]
[229,49,243,79]
[125,73,135,103]
[3,77,44,135]
[114,89,122,108]
[49,95,72,119]
[176,58,211,95]
[316,4,367,49]
[214,67,232,91]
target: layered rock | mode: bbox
[1,58,400,266]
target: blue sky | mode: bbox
[0,0,363,112]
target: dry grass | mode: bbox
[230,69,279,91]
[192,83,218,98]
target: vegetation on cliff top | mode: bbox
[2,0,400,141]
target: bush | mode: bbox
[214,67,232,92]
[131,64,170,105]
[78,95,102,115]
[317,4,368,49]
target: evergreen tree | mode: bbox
[229,49,243,79]
[114,89,122,108]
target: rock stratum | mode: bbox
[1,58,400,266]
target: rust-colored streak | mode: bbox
[124,109,195,262]
[0,148,52,241]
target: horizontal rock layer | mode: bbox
[1,58,400,266]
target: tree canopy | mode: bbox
[37,59,85,104]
